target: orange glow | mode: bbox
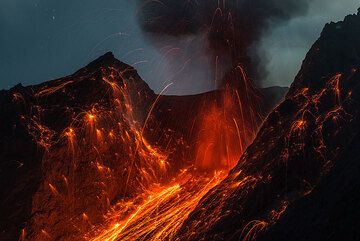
[195,89,252,170]
[292,119,306,132]
[88,114,96,120]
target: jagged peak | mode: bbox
[322,8,360,34]
[84,51,134,71]
[33,52,142,88]
[86,51,116,67]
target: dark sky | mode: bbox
[0,0,359,94]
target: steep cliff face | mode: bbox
[0,51,285,240]
[176,10,360,241]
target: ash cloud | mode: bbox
[135,0,311,89]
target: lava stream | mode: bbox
[88,171,225,241]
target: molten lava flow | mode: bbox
[87,170,224,241]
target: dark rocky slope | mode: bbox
[176,9,360,241]
[261,10,360,241]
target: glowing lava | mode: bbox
[88,171,224,241]
[195,89,247,170]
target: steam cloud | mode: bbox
[136,0,311,90]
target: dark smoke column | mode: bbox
[136,0,311,88]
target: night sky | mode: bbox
[0,0,359,94]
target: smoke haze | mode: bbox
[136,0,312,89]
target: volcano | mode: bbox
[0,51,285,240]
[1,9,360,241]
